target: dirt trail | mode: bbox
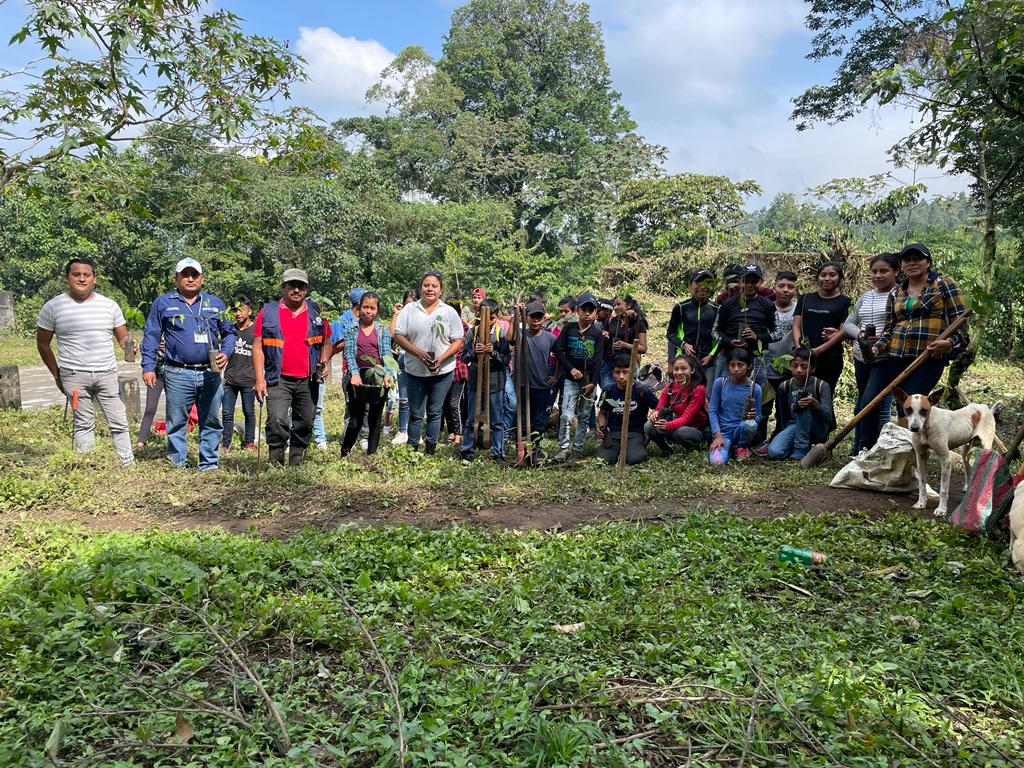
[13,483,942,539]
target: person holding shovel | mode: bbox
[252,268,333,466]
[596,353,659,465]
[553,292,605,463]
[516,301,559,452]
[36,257,135,466]
[460,298,511,465]
[871,243,970,414]
[141,257,235,470]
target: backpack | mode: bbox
[950,449,1016,534]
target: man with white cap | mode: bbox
[141,257,236,470]
[252,268,333,466]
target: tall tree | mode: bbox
[792,0,1024,388]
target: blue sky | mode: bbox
[1,0,966,204]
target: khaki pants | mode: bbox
[60,368,134,466]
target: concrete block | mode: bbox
[119,375,140,423]
[0,290,12,330]
[0,364,21,410]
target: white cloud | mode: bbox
[588,0,968,202]
[294,26,395,118]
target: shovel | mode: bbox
[255,397,265,472]
[514,305,526,467]
[617,342,641,469]
[800,309,972,468]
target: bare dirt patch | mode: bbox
[11,482,942,538]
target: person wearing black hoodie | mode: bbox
[553,292,605,461]
[666,268,719,386]
[712,264,776,384]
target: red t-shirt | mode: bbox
[254,302,330,378]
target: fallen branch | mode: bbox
[134,582,291,753]
[310,562,406,768]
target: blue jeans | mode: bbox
[853,358,892,453]
[222,382,256,447]
[312,381,327,445]
[767,408,829,460]
[461,387,506,459]
[397,357,410,433]
[558,379,595,452]
[163,365,223,470]
[502,374,517,432]
[888,356,947,416]
[708,419,757,465]
[406,371,453,448]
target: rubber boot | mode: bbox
[288,448,305,466]
[268,446,286,466]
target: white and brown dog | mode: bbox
[894,387,1006,518]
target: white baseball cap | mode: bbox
[174,257,203,275]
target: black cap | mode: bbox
[576,291,598,308]
[723,262,742,277]
[598,297,613,310]
[900,243,932,263]
[690,268,714,283]
[525,301,546,316]
[741,263,763,278]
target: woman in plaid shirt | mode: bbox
[872,243,969,414]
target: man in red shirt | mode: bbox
[252,269,333,465]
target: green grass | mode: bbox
[0,334,42,367]
[0,516,1021,766]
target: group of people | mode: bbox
[36,241,969,471]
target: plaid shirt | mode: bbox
[875,271,969,359]
[342,320,394,374]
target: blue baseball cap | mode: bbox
[349,287,367,305]
[576,291,598,308]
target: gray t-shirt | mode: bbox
[393,299,464,377]
[523,330,557,389]
[37,291,125,371]
[766,302,796,380]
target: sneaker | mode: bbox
[360,438,369,451]
[243,443,256,451]
[752,444,769,457]
[461,458,472,467]
[391,432,408,446]
[493,455,507,468]
[735,447,752,461]
[316,441,328,450]
[552,448,570,463]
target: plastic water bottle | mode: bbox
[778,545,827,566]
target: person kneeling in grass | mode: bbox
[708,348,760,466]
[644,353,709,455]
[766,348,835,461]
[595,353,659,465]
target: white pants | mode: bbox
[60,368,134,466]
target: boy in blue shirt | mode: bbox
[708,348,760,465]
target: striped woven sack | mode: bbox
[950,449,1015,534]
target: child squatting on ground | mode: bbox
[595,353,659,465]
[644,353,709,454]
[708,348,761,466]
[766,348,836,461]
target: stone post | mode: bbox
[0,365,21,410]
[119,375,141,423]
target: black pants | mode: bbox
[342,383,388,454]
[442,378,466,437]
[814,353,843,394]
[596,432,648,465]
[266,376,318,460]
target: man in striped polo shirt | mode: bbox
[36,257,135,465]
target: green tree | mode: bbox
[615,174,761,255]
[0,0,304,187]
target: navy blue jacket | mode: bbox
[141,291,236,372]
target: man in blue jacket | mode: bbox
[141,258,236,470]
